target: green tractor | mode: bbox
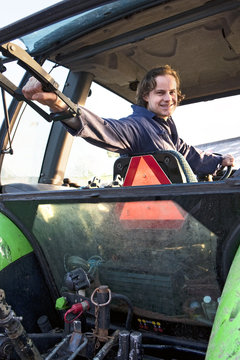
[0,1,240,359]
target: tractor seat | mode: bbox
[113,150,198,184]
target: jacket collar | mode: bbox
[131,104,169,122]
[132,104,156,118]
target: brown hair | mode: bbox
[136,65,185,107]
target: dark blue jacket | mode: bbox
[67,104,222,175]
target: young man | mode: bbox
[22,65,234,176]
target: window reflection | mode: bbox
[33,200,220,326]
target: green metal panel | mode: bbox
[0,212,33,270]
[206,245,240,359]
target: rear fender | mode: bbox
[0,212,33,270]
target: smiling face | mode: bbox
[143,74,178,120]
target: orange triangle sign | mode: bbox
[116,155,186,229]
[123,155,171,186]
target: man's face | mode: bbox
[143,74,178,120]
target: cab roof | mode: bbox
[0,0,240,104]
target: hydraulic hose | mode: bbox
[142,332,207,352]
[143,344,206,358]
[111,293,134,330]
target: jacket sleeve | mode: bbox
[177,138,223,175]
[62,106,131,153]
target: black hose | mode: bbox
[142,332,208,352]
[143,344,206,357]
[111,293,134,330]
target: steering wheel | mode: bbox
[211,152,233,180]
[217,165,233,180]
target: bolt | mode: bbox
[8,44,15,52]
[164,156,170,164]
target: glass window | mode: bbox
[175,95,240,168]
[0,59,25,130]
[19,0,151,55]
[1,105,51,184]
[1,61,69,185]
[32,199,220,326]
[64,82,132,186]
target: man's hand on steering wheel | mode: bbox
[221,154,235,168]
[217,153,235,180]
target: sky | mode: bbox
[1,0,240,148]
[1,0,62,27]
